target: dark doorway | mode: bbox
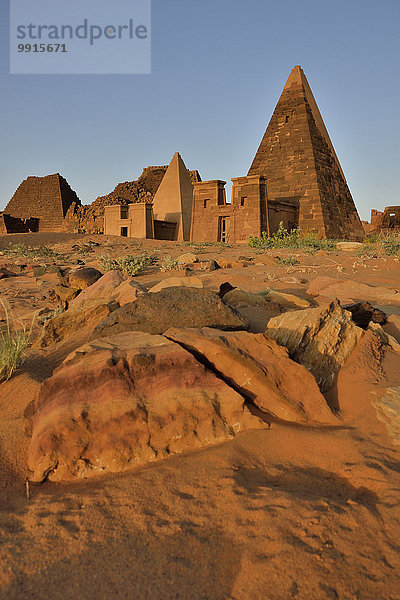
[121,227,128,237]
[218,216,230,243]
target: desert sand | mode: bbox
[0,233,400,600]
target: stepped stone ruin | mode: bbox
[0,173,81,234]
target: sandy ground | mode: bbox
[0,233,400,600]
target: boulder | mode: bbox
[384,314,400,344]
[342,301,387,329]
[336,241,364,251]
[177,252,198,265]
[39,301,119,347]
[165,328,335,425]
[336,327,400,445]
[69,270,146,310]
[93,288,248,338]
[149,276,203,293]
[265,300,363,392]
[0,267,16,279]
[52,284,80,306]
[223,289,268,308]
[307,276,400,305]
[263,289,311,309]
[28,332,263,482]
[67,267,103,290]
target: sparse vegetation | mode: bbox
[160,256,180,272]
[0,301,35,383]
[249,222,337,252]
[358,232,400,259]
[276,256,300,266]
[99,251,156,277]
[1,243,59,258]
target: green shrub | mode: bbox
[249,222,336,252]
[0,302,35,383]
[99,251,156,277]
[160,256,179,272]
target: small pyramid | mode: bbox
[5,173,81,232]
[248,66,364,240]
[152,152,194,241]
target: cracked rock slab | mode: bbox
[165,327,335,425]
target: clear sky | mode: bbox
[1,0,399,220]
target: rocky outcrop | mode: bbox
[265,300,363,392]
[66,267,103,290]
[39,301,119,347]
[69,270,147,310]
[28,332,263,482]
[342,301,387,329]
[93,288,248,338]
[165,328,335,425]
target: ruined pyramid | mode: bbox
[152,152,194,241]
[5,173,81,232]
[248,66,364,241]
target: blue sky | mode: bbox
[1,0,399,220]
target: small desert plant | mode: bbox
[358,232,400,258]
[249,222,336,252]
[0,301,35,383]
[2,243,58,258]
[160,256,179,272]
[99,251,156,277]
[276,255,300,266]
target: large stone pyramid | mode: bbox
[5,173,81,232]
[248,66,364,240]
[152,152,194,241]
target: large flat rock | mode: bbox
[28,332,262,482]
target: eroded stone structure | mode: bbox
[248,65,364,241]
[1,174,81,233]
[363,207,400,235]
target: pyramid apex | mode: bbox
[283,65,307,90]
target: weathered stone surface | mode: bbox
[263,290,311,309]
[0,267,16,279]
[217,258,251,269]
[265,300,363,392]
[307,277,400,305]
[148,276,203,293]
[384,314,400,344]
[67,267,103,290]
[165,328,335,425]
[177,252,198,265]
[336,241,364,251]
[343,301,387,329]
[223,289,268,308]
[39,301,119,347]
[52,284,80,306]
[69,270,146,310]
[93,288,248,338]
[28,332,262,482]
